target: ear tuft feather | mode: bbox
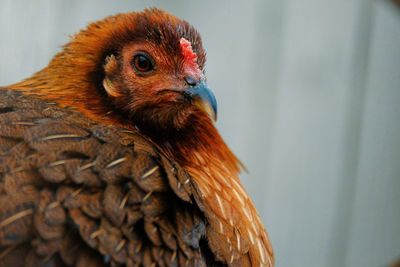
[103,55,122,97]
[104,54,119,76]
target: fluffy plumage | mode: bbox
[0,8,274,266]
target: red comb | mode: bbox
[180,38,203,79]
[180,38,198,65]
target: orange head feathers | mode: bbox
[7,8,274,266]
[10,9,208,134]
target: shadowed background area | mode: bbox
[0,0,399,266]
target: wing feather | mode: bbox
[0,89,213,266]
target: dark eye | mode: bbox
[132,52,154,73]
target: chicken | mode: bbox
[0,8,274,266]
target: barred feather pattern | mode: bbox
[0,89,219,267]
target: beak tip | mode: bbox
[211,105,217,122]
[184,80,218,122]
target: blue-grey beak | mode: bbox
[184,80,217,121]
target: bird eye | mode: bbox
[132,52,154,73]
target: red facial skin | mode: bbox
[120,38,204,103]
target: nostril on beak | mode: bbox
[184,76,197,86]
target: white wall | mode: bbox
[0,0,399,266]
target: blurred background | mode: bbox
[1,0,399,266]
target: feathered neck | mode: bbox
[151,112,242,177]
